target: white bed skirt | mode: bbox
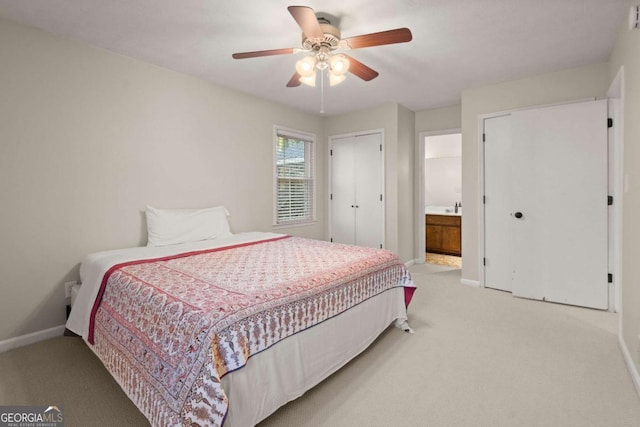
[221,287,408,427]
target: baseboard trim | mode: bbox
[405,259,416,268]
[618,334,640,398]
[460,278,480,287]
[0,325,66,353]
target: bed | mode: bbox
[66,228,415,426]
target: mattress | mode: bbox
[221,286,407,426]
[70,283,81,308]
[66,232,415,426]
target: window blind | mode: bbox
[275,130,314,225]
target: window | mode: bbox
[274,127,315,225]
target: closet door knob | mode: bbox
[514,212,523,219]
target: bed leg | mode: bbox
[394,319,414,334]
[64,328,80,337]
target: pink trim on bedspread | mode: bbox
[404,286,416,307]
[89,237,415,426]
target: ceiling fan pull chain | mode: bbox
[320,70,325,114]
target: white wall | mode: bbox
[609,1,640,374]
[416,104,462,133]
[0,17,324,341]
[397,105,416,262]
[460,62,610,284]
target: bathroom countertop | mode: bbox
[426,211,462,216]
[425,205,462,216]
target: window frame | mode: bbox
[273,125,317,227]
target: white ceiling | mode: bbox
[0,0,629,116]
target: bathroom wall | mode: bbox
[424,134,462,208]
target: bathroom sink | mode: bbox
[425,206,462,216]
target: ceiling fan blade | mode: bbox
[287,72,302,87]
[342,28,412,49]
[288,6,324,39]
[343,55,379,81]
[232,48,295,59]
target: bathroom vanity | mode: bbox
[425,212,461,256]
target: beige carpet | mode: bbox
[1,263,639,426]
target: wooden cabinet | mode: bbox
[426,214,461,256]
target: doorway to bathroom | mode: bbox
[418,131,462,268]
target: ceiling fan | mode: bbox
[232,6,412,88]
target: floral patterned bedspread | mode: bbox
[88,236,414,426]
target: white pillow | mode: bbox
[146,205,232,247]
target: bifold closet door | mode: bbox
[353,133,383,249]
[330,136,356,245]
[330,133,383,249]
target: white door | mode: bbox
[510,101,608,309]
[330,136,356,245]
[484,100,608,309]
[354,133,383,248]
[483,115,513,292]
[330,133,384,249]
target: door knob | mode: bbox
[514,212,523,219]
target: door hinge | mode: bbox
[330,237,333,243]
[607,118,613,128]
[608,195,613,206]
[483,195,486,204]
[330,193,333,200]
[482,133,486,142]
[380,194,383,201]
[380,144,382,152]
[608,273,613,283]
[380,244,383,249]
[483,257,487,266]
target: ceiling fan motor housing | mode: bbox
[302,22,341,51]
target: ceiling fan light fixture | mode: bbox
[296,56,316,77]
[329,72,346,86]
[299,72,317,87]
[329,54,350,76]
